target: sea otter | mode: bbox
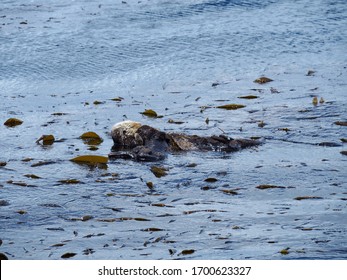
[109,120,261,161]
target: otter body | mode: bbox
[109,120,261,161]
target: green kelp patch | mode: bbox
[110,97,124,102]
[36,135,55,145]
[4,118,23,127]
[58,179,81,185]
[70,155,108,165]
[279,248,290,255]
[140,109,163,118]
[216,104,245,110]
[80,132,103,145]
[150,166,168,178]
[253,76,273,84]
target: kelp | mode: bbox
[253,77,273,84]
[216,104,245,110]
[4,118,23,127]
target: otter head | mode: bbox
[111,120,143,148]
[110,121,168,161]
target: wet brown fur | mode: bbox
[109,121,261,161]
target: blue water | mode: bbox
[0,0,346,259]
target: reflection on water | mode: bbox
[0,0,346,259]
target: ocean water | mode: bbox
[0,0,346,259]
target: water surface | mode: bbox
[0,0,346,259]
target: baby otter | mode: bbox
[109,120,261,161]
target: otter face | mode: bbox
[110,121,168,161]
[111,120,143,148]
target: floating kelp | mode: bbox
[80,132,101,139]
[238,95,258,99]
[70,155,108,164]
[150,166,168,178]
[278,128,291,132]
[280,248,290,255]
[88,146,99,151]
[51,243,66,247]
[258,121,266,128]
[24,174,41,179]
[51,112,67,116]
[142,228,164,232]
[253,77,273,84]
[168,119,184,124]
[80,132,103,145]
[183,209,219,215]
[0,161,7,167]
[46,227,64,231]
[140,109,163,118]
[110,97,124,102]
[31,160,56,167]
[201,186,215,190]
[83,233,105,238]
[180,249,195,255]
[36,134,55,145]
[216,104,245,110]
[204,177,218,183]
[133,217,151,221]
[4,118,23,127]
[151,203,173,208]
[16,210,27,215]
[294,196,323,200]
[81,215,93,221]
[7,180,27,187]
[58,179,81,184]
[312,97,318,106]
[256,185,286,189]
[61,253,76,259]
[146,181,154,189]
[93,100,104,105]
[221,189,239,195]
